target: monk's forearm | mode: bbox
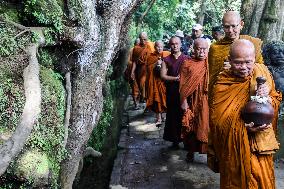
[131,62,136,74]
[161,75,178,81]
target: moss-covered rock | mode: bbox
[13,149,50,187]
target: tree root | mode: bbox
[63,72,72,148]
[0,44,41,175]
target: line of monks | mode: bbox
[124,10,282,189]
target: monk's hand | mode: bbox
[175,75,180,82]
[181,100,188,111]
[223,61,231,70]
[131,72,135,80]
[256,83,270,97]
[245,122,271,132]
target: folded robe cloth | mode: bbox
[250,126,279,154]
[181,108,194,139]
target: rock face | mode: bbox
[0,0,143,188]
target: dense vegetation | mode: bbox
[130,0,241,41]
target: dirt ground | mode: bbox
[110,97,284,189]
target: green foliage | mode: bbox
[0,69,25,134]
[25,66,66,188]
[68,0,83,23]
[43,28,57,45]
[23,0,64,32]
[0,25,30,56]
[38,48,58,69]
[31,31,40,43]
[0,4,20,22]
[131,0,242,41]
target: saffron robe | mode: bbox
[208,35,264,103]
[132,42,155,99]
[125,47,139,99]
[163,53,188,143]
[208,63,282,189]
[179,58,209,153]
[145,51,171,113]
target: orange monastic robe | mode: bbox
[179,58,209,154]
[132,41,155,99]
[208,64,282,189]
[126,47,139,99]
[208,35,264,102]
[145,51,170,113]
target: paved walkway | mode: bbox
[110,96,284,189]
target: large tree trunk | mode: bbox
[59,0,142,188]
[241,0,284,42]
[197,0,206,25]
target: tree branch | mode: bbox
[138,0,156,23]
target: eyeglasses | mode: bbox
[223,24,240,30]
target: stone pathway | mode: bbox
[110,96,284,189]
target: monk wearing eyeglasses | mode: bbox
[208,11,264,105]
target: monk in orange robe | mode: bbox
[208,11,264,104]
[145,41,170,125]
[208,39,282,189]
[179,38,209,162]
[124,39,140,109]
[131,32,155,102]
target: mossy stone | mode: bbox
[14,150,50,186]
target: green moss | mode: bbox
[38,48,57,69]
[0,68,25,133]
[25,66,66,188]
[23,0,64,32]
[0,5,20,23]
[0,25,32,57]
[14,150,49,180]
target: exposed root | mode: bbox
[0,44,41,175]
[63,72,72,148]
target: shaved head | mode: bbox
[139,32,148,38]
[155,40,163,46]
[169,36,181,53]
[139,32,148,46]
[229,39,255,59]
[134,38,140,45]
[169,36,181,44]
[222,11,243,41]
[194,38,208,49]
[155,40,164,53]
[229,39,255,78]
[193,38,209,60]
[222,11,241,23]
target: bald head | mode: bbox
[229,39,255,78]
[139,32,148,46]
[155,40,164,53]
[134,38,140,46]
[169,36,181,54]
[222,11,243,41]
[193,38,209,60]
[222,11,241,23]
[169,36,181,44]
[229,39,255,59]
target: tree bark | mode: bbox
[241,0,284,43]
[59,0,142,188]
[197,0,207,25]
